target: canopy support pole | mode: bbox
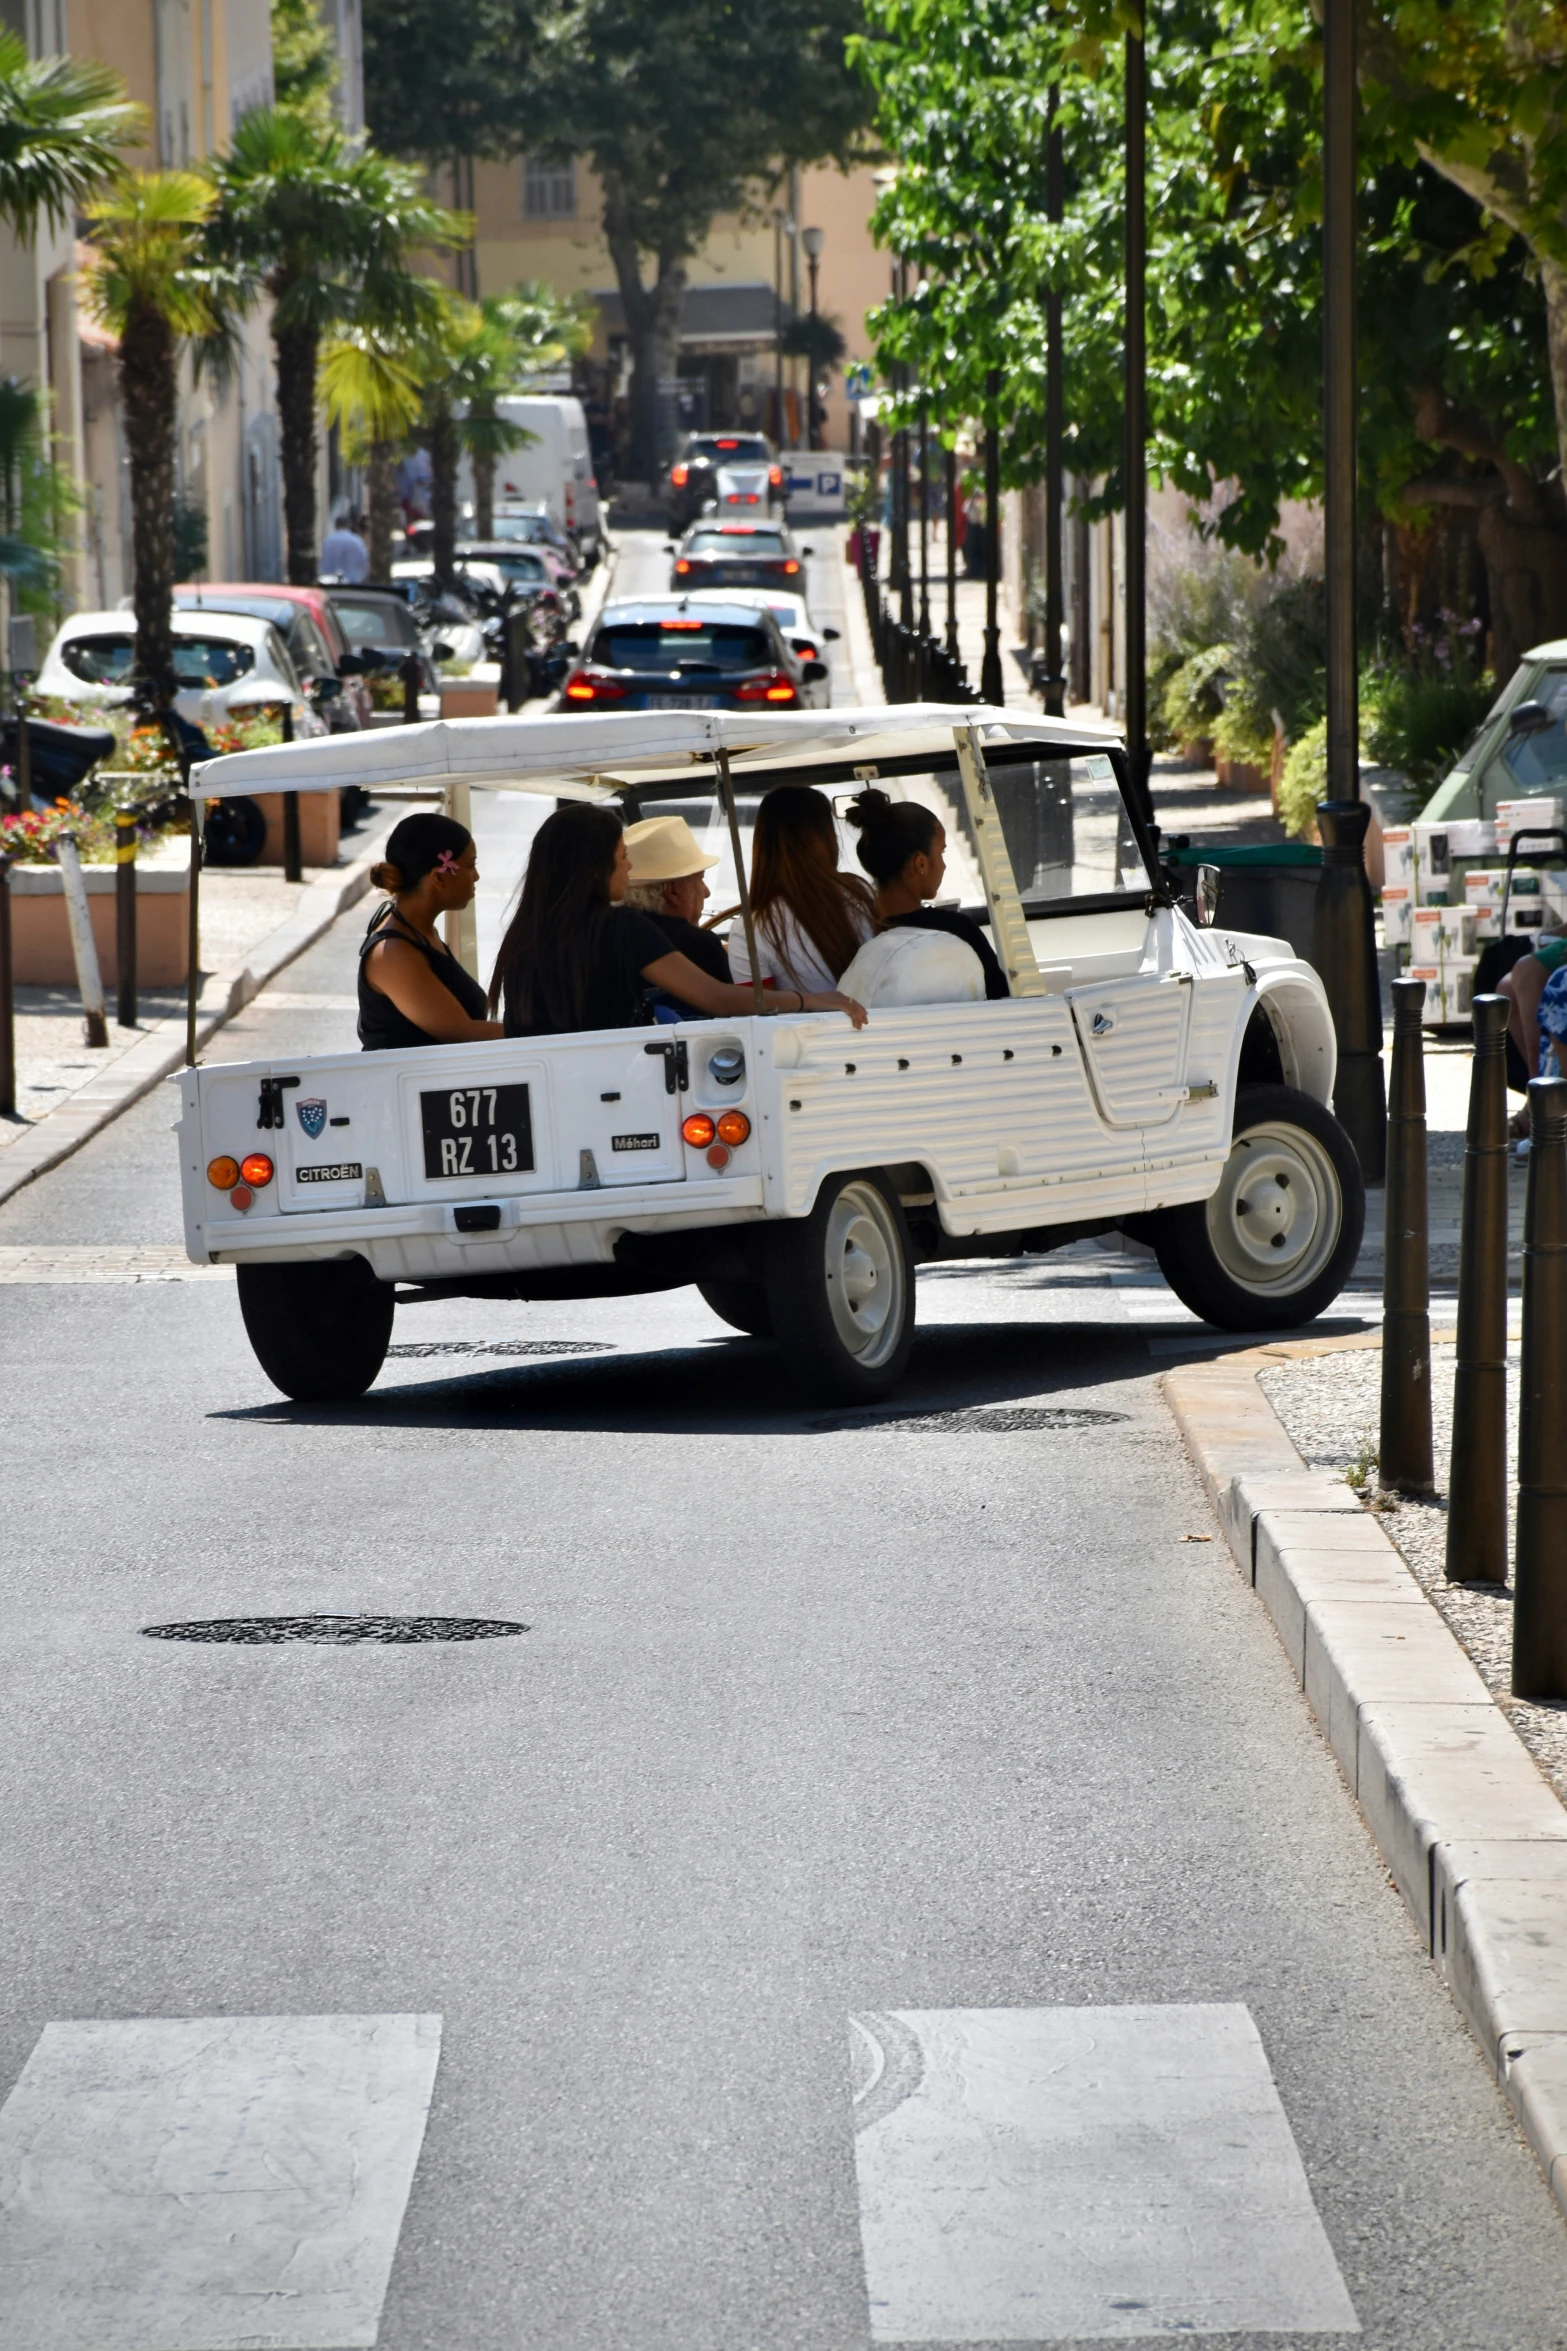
[185,794,203,1066]
[714,748,765,1014]
[443,781,479,977]
[952,723,1045,997]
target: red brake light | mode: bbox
[670,464,688,487]
[564,670,627,703]
[674,559,691,575]
[661,619,703,630]
[783,559,800,575]
[768,465,783,487]
[734,671,798,705]
[682,1112,717,1147]
[239,1153,274,1187]
[716,438,740,449]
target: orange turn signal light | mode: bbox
[239,1152,274,1187]
[681,1112,716,1148]
[715,1110,750,1146]
[206,1155,240,1190]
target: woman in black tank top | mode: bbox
[358,812,504,1050]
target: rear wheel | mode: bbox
[697,1277,774,1338]
[236,1256,395,1400]
[763,1170,915,1401]
[1148,1083,1364,1331]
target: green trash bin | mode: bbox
[1165,839,1323,965]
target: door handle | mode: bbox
[1090,1008,1116,1037]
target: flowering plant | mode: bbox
[0,797,106,864]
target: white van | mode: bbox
[456,395,603,556]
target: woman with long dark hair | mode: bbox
[359,811,504,1049]
[845,786,1008,999]
[728,784,876,997]
[490,802,866,1035]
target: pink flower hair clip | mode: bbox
[434,848,461,876]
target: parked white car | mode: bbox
[37,609,324,736]
[175,705,1362,1405]
[684,588,839,705]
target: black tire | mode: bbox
[697,1276,774,1338]
[1148,1083,1365,1331]
[236,1256,395,1401]
[762,1168,915,1401]
[203,794,267,867]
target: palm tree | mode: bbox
[465,284,594,538]
[207,110,464,585]
[0,31,141,241]
[81,173,219,710]
[319,319,425,580]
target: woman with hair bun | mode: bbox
[845,786,1009,999]
[358,811,504,1049]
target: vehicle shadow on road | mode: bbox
[213,1319,1165,1437]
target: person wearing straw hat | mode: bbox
[623,813,733,1018]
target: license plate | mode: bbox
[651,693,717,710]
[420,1082,534,1180]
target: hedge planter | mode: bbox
[9,834,190,986]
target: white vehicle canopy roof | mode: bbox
[192,702,1123,801]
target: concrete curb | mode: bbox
[0,827,391,1210]
[1164,1351,1567,2222]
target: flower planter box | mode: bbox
[8,834,190,986]
[1215,756,1267,793]
[440,668,500,721]
[253,789,339,868]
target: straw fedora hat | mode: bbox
[624,813,719,884]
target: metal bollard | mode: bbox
[1446,994,1510,1580]
[115,807,138,1028]
[280,702,301,884]
[402,651,421,723]
[1512,1076,1567,1699]
[1314,799,1388,1183]
[0,851,14,1115]
[1379,973,1434,1493]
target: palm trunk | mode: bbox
[275,314,320,586]
[366,437,398,581]
[428,403,458,582]
[473,445,496,540]
[118,297,178,710]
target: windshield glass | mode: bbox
[687,529,786,555]
[470,549,546,584]
[62,634,257,688]
[1495,665,1567,794]
[596,622,771,673]
[331,596,418,649]
[980,752,1147,901]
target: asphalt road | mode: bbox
[0,751,1565,2346]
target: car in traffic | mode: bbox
[682,588,839,706]
[36,609,326,736]
[664,433,783,532]
[560,597,826,712]
[456,539,579,618]
[669,519,812,593]
[173,584,371,731]
[176,703,1365,1408]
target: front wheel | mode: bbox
[762,1170,915,1400]
[1147,1083,1365,1331]
[236,1256,395,1400]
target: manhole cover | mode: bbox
[142,1615,529,1645]
[386,1340,612,1360]
[810,1405,1129,1435]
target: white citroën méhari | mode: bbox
[175,703,1364,1402]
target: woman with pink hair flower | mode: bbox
[358,811,503,1050]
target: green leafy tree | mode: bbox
[81,172,222,709]
[542,0,874,477]
[466,284,593,535]
[319,319,427,579]
[364,0,535,164]
[270,0,340,134]
[0,29,141,241]
[207,109,466,583]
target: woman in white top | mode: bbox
[729,784,876,996]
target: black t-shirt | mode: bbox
[503,906,673,1036]
[646,911,731,1014]
[885,905,1009,999]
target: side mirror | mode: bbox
[1195,864,1221,927]
[336,651,365,675]
[432,640,455,661]
[824,626,841,641]
[662,543,678,555]
[801,545,816,557]
[802,660,829,683]
[310,674,343,700]
[1509,699,1553,736]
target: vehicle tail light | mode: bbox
[207,1155,240,1190]
[706,1143,730,1170]
[795,642,818,660]
[768,465,783,488]
[673,559,691,575]
[715,1110,750,1146]
[782,559,800,575]
[239,1153,274,1187]
[670,464,689,487]
[734,671,798,705]
[681,1112,717,1147]
[563,670,627,703]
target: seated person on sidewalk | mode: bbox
[727,784,876,998]
[845,784,1009,999]
[359,812,504,1049]
[489,803,866,1035]
[622,814,731,1019]
[1497,923,1567,1129]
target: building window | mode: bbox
[522,155,576,221]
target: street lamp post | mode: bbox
[773,207,792,449]
[1314,0,1386,1181]
[918,397,930,638]
[1123,25,1151,825]
[802,225,825,449]
[1043,82,1066,718]
[981,368,1004,703]
[944,440,959,658]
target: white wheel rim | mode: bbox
[1205,1120,1343,1295]
[824,1182,906,1367]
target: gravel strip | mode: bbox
[1260,1343,1567,1805]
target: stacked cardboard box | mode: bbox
[1464,867,1545,938]
[1495,796,1564,853]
